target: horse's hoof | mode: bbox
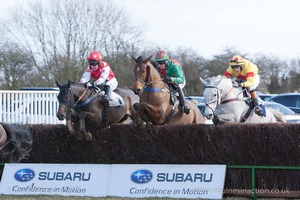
[133,103,140,111]
[84,132,93,141]
[76,134,84,140]
[69,131,76,136]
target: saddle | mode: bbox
[92,86,124,107]
[96,90,125,107]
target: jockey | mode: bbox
[79,51,118,107]
[223,55,262,115]
[154,50,190,115]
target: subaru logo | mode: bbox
[131,169,152,184]
[14,168,35,182]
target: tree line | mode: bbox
[0,0,299,95]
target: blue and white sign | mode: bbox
[0,163,110,197]
[0,163,226,199]
[109,164,226,199]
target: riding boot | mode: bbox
[250,90,262,116]
[177,87,190,115]
[103,85,111,107]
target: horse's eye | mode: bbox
[63,95,70,101]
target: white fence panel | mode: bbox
[0,90,65,124]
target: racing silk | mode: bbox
[79,61,115,85]
[223,59,259,88]
[158,59,185,84]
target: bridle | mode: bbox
[58,86,94,114]
[205,85,243,112]
[135,63,166,93]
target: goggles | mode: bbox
[88,60,99,66]
[231,65,240,69]
[156,61,165,65]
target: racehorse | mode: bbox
[131,55,206,125]
[200,75,284,124]
[56,80,140,140]
[0,124,7,150]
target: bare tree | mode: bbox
[289,59,300,92]
[3,0,144,86]
[254,55,290,93]
[0,43,36,89]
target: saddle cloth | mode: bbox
[100,91,125,106]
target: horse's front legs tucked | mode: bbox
[133,102,164,125]
[65,115,76,135]
[78,112,92,141]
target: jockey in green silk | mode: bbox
[155,50,190,115]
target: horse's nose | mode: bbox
[134,89,140,95]
[206,114,213,120]
[57,113,66,120]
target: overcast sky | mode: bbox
[1,0,300,60]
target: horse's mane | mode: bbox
[206,75,224,86]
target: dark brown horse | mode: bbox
[0,123,32,163]
[131,56,206,125]
[56,81,140,140]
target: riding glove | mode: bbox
[83,82,92,87]
[164,76,172,82]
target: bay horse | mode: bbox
[56,81,140,140]
[0,124,7,150]
[200,75,284,124]
[131,55,206,125]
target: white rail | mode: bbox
[0,90,65,124]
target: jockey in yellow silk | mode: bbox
[223,55,262,115]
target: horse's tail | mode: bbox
[269,108,286,122]
[0,123,33,163]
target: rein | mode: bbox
[73,87,89,107]
[137,64,167,93]
[205,83,252,123]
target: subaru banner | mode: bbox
[0,163,226,199]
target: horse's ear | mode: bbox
[143,55,153,64]
[131,55,137,63]
[200,77,208,86]
[67,80,71,88]
[56,81,61,88]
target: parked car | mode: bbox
[269,93,300,113]
[264,101,300,123]
[257,92,277,102]
[185,96,205,104]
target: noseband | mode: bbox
[205,84,244,114]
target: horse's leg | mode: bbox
[78,112,92,141]
[65,115,77,136]
[66,116,84,140]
